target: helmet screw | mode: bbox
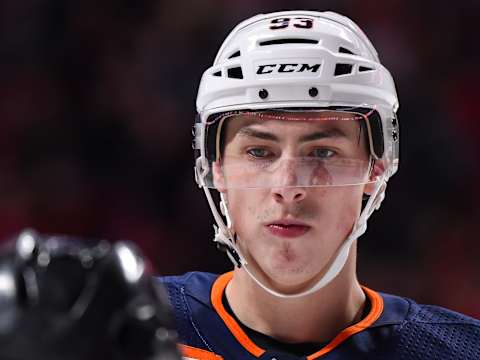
[258,89,268,99]
[308,87,318,97]
[392,130,398,141]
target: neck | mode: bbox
[225,252,365,344]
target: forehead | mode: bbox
[223,111,364,140]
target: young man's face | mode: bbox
[214,111,374,293]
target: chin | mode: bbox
[264,272,318,295]
[264,258,318,289]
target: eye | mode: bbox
[310,148,335,159]
[247,147,272,158]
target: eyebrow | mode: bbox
[237,126,348,142]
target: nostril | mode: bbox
[293,189,307,202]
[294,192,305,201]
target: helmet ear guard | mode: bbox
[194,10,400,298]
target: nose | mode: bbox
[271,159,307,203]
[272,186,307,203]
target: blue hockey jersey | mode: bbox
[159,272,480,359]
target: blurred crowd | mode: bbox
[0,0,479,316]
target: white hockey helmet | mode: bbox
[193,10,399,298]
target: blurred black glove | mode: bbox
[0,230,181,360]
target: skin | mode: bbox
[213,112,380,344]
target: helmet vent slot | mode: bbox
[212,70,222,77]
[228,50,241,59]
[359,65,374,72]
[334,63,353,76]
[259,38,318,46]
[227,67,243,79]
[338,47,355,55]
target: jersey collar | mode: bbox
[210,271,385,359]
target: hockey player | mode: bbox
[0,10,478,360]
[161,10,480,360]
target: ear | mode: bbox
[212,161,227,193]
[364,160,385,195]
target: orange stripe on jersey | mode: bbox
[211,272,384,359]
[307,286,384,359]
[210,272,266,357]
[180,344,223,360]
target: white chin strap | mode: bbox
[202,178,387,299]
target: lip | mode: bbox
[265,219,311,238]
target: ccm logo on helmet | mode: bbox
[256,63,320,75]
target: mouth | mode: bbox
[265,219,311,238]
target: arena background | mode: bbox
[0,0,478,317]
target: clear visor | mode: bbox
[202,110,380,189]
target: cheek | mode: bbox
[226,190,252,227]
[225,189,269,235]
[317,186,364,233]
[339,189,363,225]
[212,161,226,193]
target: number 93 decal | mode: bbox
[269,17,314,30]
